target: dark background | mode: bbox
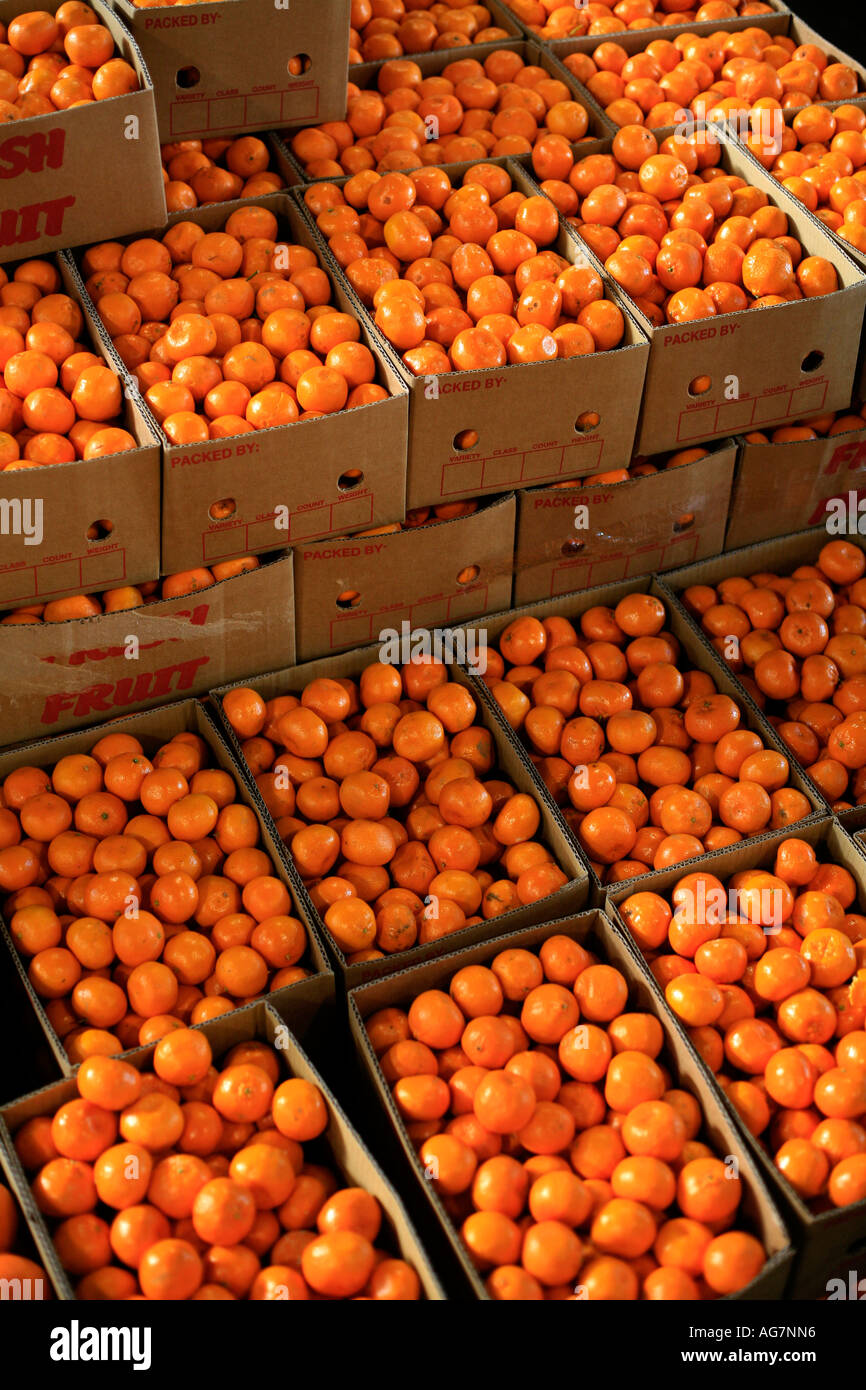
[781,0,859,58]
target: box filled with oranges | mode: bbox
[557,125,866,456]
[298,157,651,510]
[748,98,866,273]
[0,253,162,613]
[283,39,614,183]
[0,697,333,1075]
[608,817,866,1299]
[455,572,824,896]
[513,438,737,604]
[211,630,590,987]
[0,553,294,763]
[65,193,409,575]
[288,493,517,665]
[0,999,445,1299]
[725,409,866,550]
[347,907,794,1299]
[0,0,166,262]
[510,0,791,49]
[543,11,862,135]
[103,0,350,142]
[660,528,866,814]
[348,0,525,68]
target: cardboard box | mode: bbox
[299,158,650,509]
[0,699,333,1075]
[775,99,866,278]
[289,493,516,664]
[348,908,794,1299]
[351,0,525,67]
[280,32,607,187]
[0,0,166,262]
[514,438,736,604]
[0,1000,445,1300]
[0,256,161,612]
[660,528,866,814]
[0,1141,63,1300]
[104,0,350,141]
[559,130,866,457]
[607,817,866,1300]
[67,193,409,575]
[0,552,294,751]
[726,420,866,550]
[212,637,590,987]
[459,572,823,896]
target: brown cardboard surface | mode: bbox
[0,551,294,751]
[607,817,866,1300]
[559,129,866,457]
[348,908,794,1300]
[458,573,823,897]
[105,0,350,141]
[726,422,866,550]
[66,193,409,575]
[211,636,590,987]
[0,256,161,611]
[297,156,651,508]
[290,493,516,664]
[514,439,736,604]
[0,0,166,262]
[0,1000,444,1300]
[0,700,332,1076]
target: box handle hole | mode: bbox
[336,590,361,609]
[457,564,480,585]
[338,469,363,490]
[453,429,479,452]
[288,53,312,77]
[801,350,824,374]
[673,514,695,533]
[209,498,237,521]
[561,539,585,555]
[688,375,712,397]
[86,519,113,541]
[176,66,201,90]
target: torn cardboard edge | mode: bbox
[104,0,351,140]
[350,0,526,68]
[348,905,794,1300]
